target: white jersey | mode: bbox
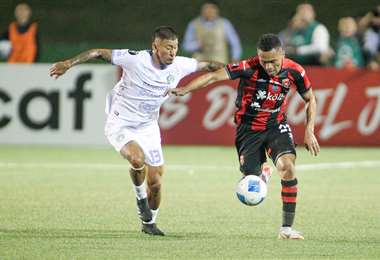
[107,49,198,127]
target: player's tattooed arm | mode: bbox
[302,89,320,156]
[197,60,225,72]
[49,49,112,79]
[169,67,229,96]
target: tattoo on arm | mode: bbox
[67,49,112,67]
[198,61,225,72]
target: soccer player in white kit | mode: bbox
[49,26,223,236]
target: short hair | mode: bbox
[257,34,282,52]
[202,0,220,7]
[152,26,178,42]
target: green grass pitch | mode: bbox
[0,145,379,259]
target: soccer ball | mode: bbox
[0,40,12,59]
[236,175,267,206]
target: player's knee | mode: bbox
[127,155,145,169]
[276,158,295,180]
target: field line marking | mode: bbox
[0,160,379,171]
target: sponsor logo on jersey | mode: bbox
[255,90,285,101]
[251,102,261,108]
[266,92,285,101]
[256,90,267,100]
[139,101,159,112]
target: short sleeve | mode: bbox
[290,66,312,94]
[111,49,139,67]
[225,60,252,80]
[175,56,198,77]
[294,69,311,94]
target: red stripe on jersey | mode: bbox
[235,70,259,125]
[251,111,271,131]
[284,59,311,92]
[277,98,286,123]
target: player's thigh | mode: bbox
[235,124,267,176]
[266,123,296,166]
[105,125,145,163]
[135,123,164,167]
[120,141,145,164]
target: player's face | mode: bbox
[152,38,178,65]
[258,48,284,77]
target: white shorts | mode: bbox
[105,118,164,167]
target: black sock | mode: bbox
[281,178,298,227]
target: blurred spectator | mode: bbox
[334,17,364,69]
[0,3,40,63]
[358,5,380,70]
[278,12,307,49]
[282,3,332,65]
[182,0,242,64]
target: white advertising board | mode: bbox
[0,64,118,145]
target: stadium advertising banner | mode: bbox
[0,64,117,145]
[0,65,379,146]
[160,68,380,146]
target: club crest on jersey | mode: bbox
[282,79,290,88]
[271,85,279,92]
[166,74,175,84]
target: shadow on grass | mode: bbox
[0,228,281,242]
[0,228,216,240]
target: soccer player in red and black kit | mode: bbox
[170,33,320,239]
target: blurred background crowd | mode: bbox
[1,0,380,70]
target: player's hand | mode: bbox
[49,60,71,79]
[304,129,320,156]
[168,88,189,96]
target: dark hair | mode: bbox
[257,33,282,51]
[203,0,220,7]
[152,26,178,42]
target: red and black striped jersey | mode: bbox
[225,56,311,131]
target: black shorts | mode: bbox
[235,122,296,175]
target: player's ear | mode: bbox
[152,39,159,53]
[152,43,157,53]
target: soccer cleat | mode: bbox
[141,223,165,236]
[261,164,273,183]
[136,198,152,222]
[278,227,304,240]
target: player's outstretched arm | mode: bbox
[197,60,225,72]
[49,49,112,79]
[169,67,229,96]
[302,89,320,156]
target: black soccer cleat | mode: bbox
[136,198,152,222]
[141,223,165,236]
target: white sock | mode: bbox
[143,208,159,224]
[133,182,147,200]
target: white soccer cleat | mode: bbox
[278,227,304,240]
